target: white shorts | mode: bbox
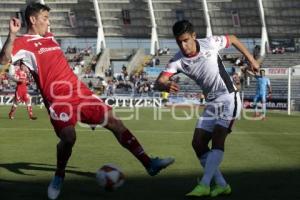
[196,92,241,133]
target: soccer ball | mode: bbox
[96,164,125,190]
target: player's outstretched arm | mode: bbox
[0,18,21,66]
[155,73,179,93]
[227,35,260,73]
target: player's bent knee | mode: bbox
[191,139,197,149]
[192,139,203,150]
[59,126,77,145]
[191,140,210,157]
[65,135,76,146]
[211,138,225,150]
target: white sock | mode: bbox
[262,102,266,117]
[200,151,227,187]
[200,149,224,186]
[254,103,258,114]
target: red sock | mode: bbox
[119,129,151,168]
[55,142,73,178]
[9,105,17,117]
[27,105,33,118]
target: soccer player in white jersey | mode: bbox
[155,20,260,197]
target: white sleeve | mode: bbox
[163,62,179,75]
[9,64,16,77]
[8,65,19,81]
[162,53,183,76]
[208,35,230,51]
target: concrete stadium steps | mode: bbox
[262,53,300,67]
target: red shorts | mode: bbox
[15,90,30,103]
[48,95,112,135]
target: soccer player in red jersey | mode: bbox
[8,61,37,120]
[0,3,174,200]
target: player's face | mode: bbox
[260,70,265,76]
[32,10,50,36]
[20,64,26,71]
[175,32,197,57]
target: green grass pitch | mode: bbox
[0,105,300,200]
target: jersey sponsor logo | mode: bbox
[38,46,61,54]
[34,42,42,47]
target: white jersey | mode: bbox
[163,36,236,101]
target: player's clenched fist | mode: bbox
[9,17,21,34]
[249,59,260,72]
[167,81,179,93]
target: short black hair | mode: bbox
[260,69,265,73]
[172,20,194,37]
[25,2,50,27]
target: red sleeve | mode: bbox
[161,71,174,78]
[225,35,230,48]
[12,37,25,56]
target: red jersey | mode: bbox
[15,68,28,92]
[11,33,93,105]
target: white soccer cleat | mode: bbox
[47,176,63,200]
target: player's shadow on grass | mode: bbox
[1,167,300,200]
[0,162,94,177]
